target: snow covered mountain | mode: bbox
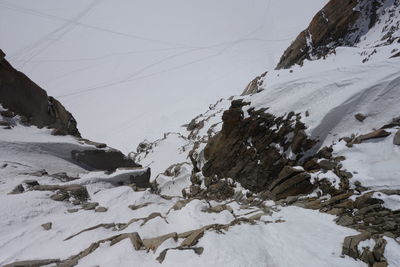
[0,0,327,152]
[1,0,400,266]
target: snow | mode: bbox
[333,130,400,190]
[0,0,328,152]
[1,1,400,266]
[373,192,400,211]
[384,237,400,267]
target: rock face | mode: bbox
[241,71,267,96]
[71,149,141,171]
[275,0,397,69]
[0,49,80,136]
[202,100,316,196]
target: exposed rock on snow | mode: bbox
[276,0,359,69]
[41,222,52,231]
[0,50,80,137]
[393,130,400,145]
[202,99,316,195]
[241,71,268,96]
[276,0,400,69]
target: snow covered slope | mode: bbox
[0,118,369,267]
[0,0,327,152]
[1,1,400,266]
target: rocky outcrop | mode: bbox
[0,49,80,136]
[276,0,400,69]
[202,100,316,196]
[276,0,359,69]
[241,71,267,96]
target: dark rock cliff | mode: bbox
[276,0,360,69]
[276,0,399,69]
[0,49,80,137]
[202,100,317,198]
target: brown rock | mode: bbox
[41,222,52,230]
[9,184,24,194]
[270,172,313,200]
[354,129,391,144]
[276,0,360,69]
[0,51,80,136]
[355,113,367,122]
[241,71,267,95]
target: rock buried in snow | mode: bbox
[393,130,400,145]
[354,113,367,122]
[41,222,52,230]
[95,206,108,213]
[2,259,61,267]
[8,184,24,194]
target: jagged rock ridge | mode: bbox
[0,49,80,137]
[276,0,400,69]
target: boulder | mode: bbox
[41,222,52,230]
[95,207,108,213]
[241,71,267,95]
[32,184,89,202]
[355,113,367,122]
[342,232,372,259]
[22,180,39,188]
[9,184,24,194]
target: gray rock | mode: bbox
[41,222,52,230]
[67,209,79,213]
[342,232,372,259]
[22,179,39,188]
[335,214,354,226]
[82,202,99,210]
[393,130,400,145]
[355,113,367,122]
[50,192,69,201]
[95,206,108,213]
[318,160,337,170]
[9,184,24,194]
